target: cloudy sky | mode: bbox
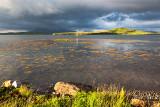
[0,0,160,33]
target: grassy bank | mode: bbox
[1,82,160,107]
[0,85,132,107]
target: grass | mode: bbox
[18,85,32,97]
[0,86,131,107]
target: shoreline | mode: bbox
[1,80,160,99]
[0,80,160,107]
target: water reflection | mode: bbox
[97,41,134,51]
[0,35,159,91]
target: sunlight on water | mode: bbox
[0,35,159,90]
[98,41,134,51]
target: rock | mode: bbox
[54,82,80,96]
[131,99,146,107]
[12,81,18,88]
[1,80,20,88]
[152,102,160,107]
[1,80,12,88]
[54,82,93,96]
[68,82,93,91]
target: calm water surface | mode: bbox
[0,34,159,91]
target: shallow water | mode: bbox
[0,34,160,91]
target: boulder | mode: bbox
[54,82,80,96]
[131,99,146,107]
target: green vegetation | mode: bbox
[18,85,32,97]
[53,38,74,42]
[109,28,153,35]
[0,86,131,107]
[53,28,158,36]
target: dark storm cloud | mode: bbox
[130,12,160,21]
[0,0,160,32]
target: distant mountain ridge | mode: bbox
[0,32,50,35]
[53,28,159,36]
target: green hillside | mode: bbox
[53,28,158,36]
[109,28,152,35]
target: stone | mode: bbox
[1,80,12,88]
[54,82,80,96]
[131,99,146,107]
[1,80,20,88]
[12,81,18,88]
[152,102,160,107]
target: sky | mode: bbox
[0,0,160,33]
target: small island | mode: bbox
[53,28,159,36]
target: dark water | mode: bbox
[0,35,160,91]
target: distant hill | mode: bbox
[53,28,159,36]
[0,32,50,35]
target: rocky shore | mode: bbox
[0,80,160,107]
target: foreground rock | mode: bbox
[152,102,160,107]
[54,82,93,96]
[1,80,12,88]
[54,82,80,96]
[131,99,146,107]
[1,80,18,88]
